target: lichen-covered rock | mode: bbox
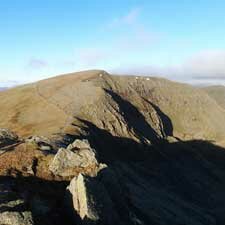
[0,128,18,148]
[0,211,33,225]
[49,139,99,177]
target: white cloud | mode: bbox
[111,49,225,85]
[109,7,141,28]
[182,50,225,78]
[67,7,156,68]
[122,7,140,24]
[108,7,156,48]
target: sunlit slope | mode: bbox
[0,70,225,143]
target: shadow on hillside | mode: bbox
[142,97,173,137]
[66,139,225,225]
[104,89,162,144]
[59,115,225,169]
[1,140,225,224]
[3,89,225,224]
[0,175,71,225]
[56,88,175,161]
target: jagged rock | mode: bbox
[66,173,122,225]
[0,128,18,148]
[66,174,98,221]
[49,139,99,177]
[0,181,33,225]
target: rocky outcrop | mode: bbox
[66,160,218,225]
[49,139,101,178]
[0,181,33,225]
[0,128,18,148]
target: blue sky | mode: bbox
[1,0,225,84]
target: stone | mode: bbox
[0,211,33,225]
[49,139,99,177]
[67,174,97,221]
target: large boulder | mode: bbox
[0,128,18,148]
[49,139,100,177]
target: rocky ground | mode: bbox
[1,70,225,225]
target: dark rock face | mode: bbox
[0,179,33,225]
[2,119,225,225]
[66,141,225,225]
[0,176,72,225]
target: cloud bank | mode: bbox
[111,49,225,85]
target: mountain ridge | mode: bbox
[1,70,225,144]
[1,70,225,224]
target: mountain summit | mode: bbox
[1,70,225,143]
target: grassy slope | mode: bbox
[203,85,225,110]
[0,70,225,143]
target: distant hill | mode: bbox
[0,70,225,143]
